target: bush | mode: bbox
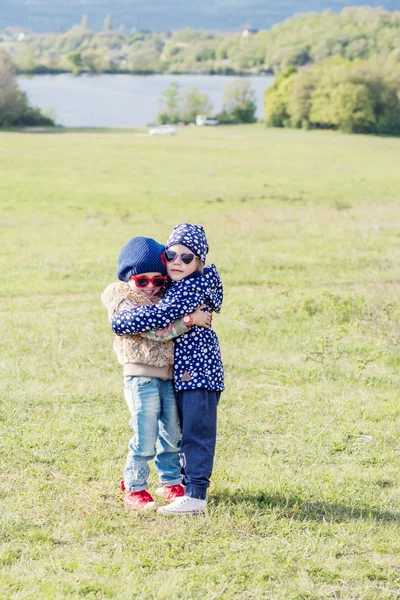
[9,104,55,127]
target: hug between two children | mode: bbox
[101,223,224,515]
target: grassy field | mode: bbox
[1,125,399,599]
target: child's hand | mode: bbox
[190,305,213,328]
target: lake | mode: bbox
[17,73,275,128]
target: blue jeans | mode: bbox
[123,376,181,492]
[176,389,221,500]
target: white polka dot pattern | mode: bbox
[166,223,209,264]
[112,265,224,391]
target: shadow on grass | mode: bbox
[210,489,400,523]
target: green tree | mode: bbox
[221,78,257,123]
[157,82,181,123]
[287,69,317,127]
[103,14,113,31]
[264,67,297,126]
[0,50,25,125]
[0,49,54,127]
[289,45,310,67]
[81,49,106,73]
[374,85,400,134]
[20,48,36,73]
[325,82,375,132]
[192,43,216,62]
[41,52,60,71]
[179,87,213,123]
[67,51,83,74]
[164,44,182,60]
[216,44,229,60]
[345,37,369,60]
[156,83,212,123]
[80,15,88,30]
[128,48,160,73]
[265,58,400,136]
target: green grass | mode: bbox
[1,125,399,599]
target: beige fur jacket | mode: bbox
[101,282,174,368]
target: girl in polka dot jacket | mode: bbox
[112,223,224,515]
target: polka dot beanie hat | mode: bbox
[117,236,167,281]
[165,223,209,265]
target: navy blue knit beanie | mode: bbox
[165,223,209,264]
[117,237,167,281]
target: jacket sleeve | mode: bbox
[111,284,206,335]
[140,318,188,341]
[118,300,189,340]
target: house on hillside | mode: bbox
[4,26,30,40]
[241,26,258,38]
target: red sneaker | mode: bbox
[124,489,157,511]
[155,484,185,501]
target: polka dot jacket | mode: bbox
[112,264,224,392]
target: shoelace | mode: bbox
[173,495,191,506]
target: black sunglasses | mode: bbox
[164,250,198,265]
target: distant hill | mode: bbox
[3,7,400,76]
[1,0,400,32]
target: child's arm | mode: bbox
[111,282,207,335]
[117,300,211,341]
[140,306,212,341]
[111,265,222,336]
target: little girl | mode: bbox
[102,236,211,511]
[112,224,224,515]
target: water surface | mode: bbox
[17,73,275,128]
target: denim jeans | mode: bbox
[176,389,221,500]
[123,376,181,492]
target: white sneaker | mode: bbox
[157,495,206,515]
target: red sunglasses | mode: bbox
[130,275,167,288]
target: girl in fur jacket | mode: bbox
[102,236,211,511]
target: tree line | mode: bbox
[1,7,399,76]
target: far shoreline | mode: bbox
[15,68,275,77]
